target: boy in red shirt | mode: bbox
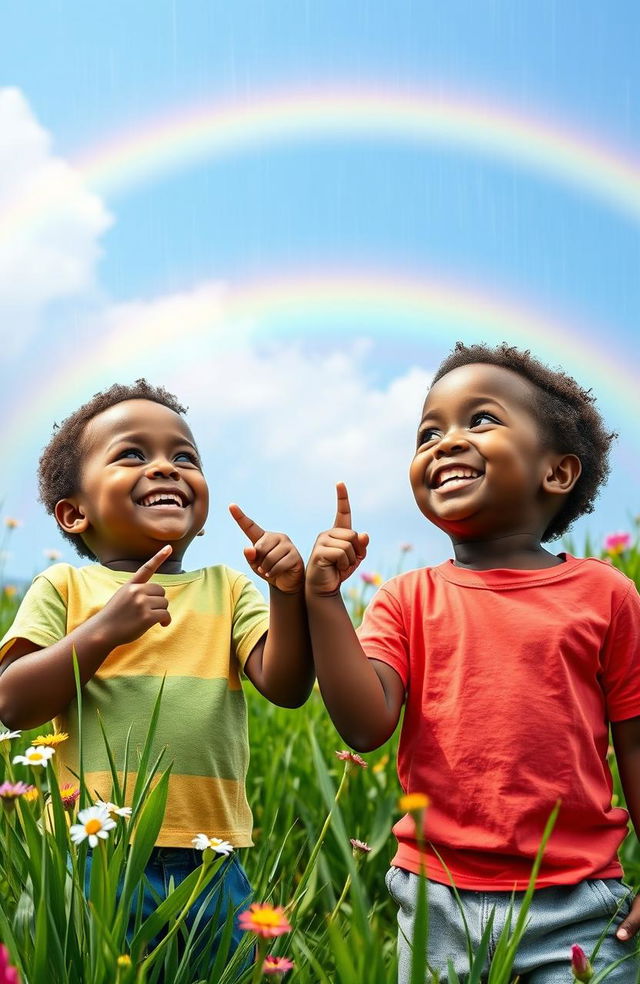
[305,343,640,982]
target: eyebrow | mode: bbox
[105,431,199,454]
[419,395,509,424]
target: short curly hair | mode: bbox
[38,379,188,561]
[430,342,616,541]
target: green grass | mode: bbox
[0,521,639,982]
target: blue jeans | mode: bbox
[386,867,640,983]
[85,847,252,967]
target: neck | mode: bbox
[100,558,185,575]
[450,533,561,571]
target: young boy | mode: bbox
[305,343,640,982]
[0,379,313,961]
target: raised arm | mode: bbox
[0,546,173,729]
[229,504,314,708]
[305,483,404,752]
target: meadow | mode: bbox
[0,523,639,983]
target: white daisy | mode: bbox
[95,799,132,819]
[192,834,234,856]
[0,730,21,743]
[70,805,117,848]
[12,745,55,767]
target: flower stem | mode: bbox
[288,763,350,914]
[250,938,268,984]
[327,873,352,926]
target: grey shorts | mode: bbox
[386,866,640,983]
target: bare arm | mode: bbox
[611,715,640,941]
[229,505,314,707]
[0,546,173,730]
[305,483,405,751]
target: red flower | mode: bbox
[335,750,367,769]
[0,944,21,984]
[570,944,593,982]
[238,903,291,939]
[263,954,295,975]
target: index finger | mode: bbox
[229,503,266,545]
[129,545,173,583]
[333,482,353,530]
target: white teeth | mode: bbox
[435,468,480,488]
[140,493,183,507]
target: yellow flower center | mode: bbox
[85,818,103,835]
[251,908,282,927]
[27,752,44,762]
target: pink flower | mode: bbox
[0,781,34,802]
[360,571,382,586]
[237,903,291,939]
[335,750,367,769]
[0,944,21,984]
[263,954,295,975]
[350,838,372,856]
[570,944,593,982]
[60,783,80,811]
[603,532,631,555]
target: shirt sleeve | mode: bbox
[356,585,410,688]
[0,574,68,661]
[602,580,640,722]
[230,574,270,669]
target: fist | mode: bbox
[229,504,305,594]
[97,545,172,648]
[306,482,368,596]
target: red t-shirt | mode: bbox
[357,554,640,890]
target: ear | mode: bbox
[54,498,90,535]
[542,453,582,496]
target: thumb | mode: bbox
[616,896,640,941]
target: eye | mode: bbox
[117,448,144,461]
[174,451,200,465]
[416,427,440,449]
[470,411,499,428]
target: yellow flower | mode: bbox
[398,793,430,813]
[4,518,21,529]
[373,753,389,773]
[3,585,17,598]
[22,787,40,802]
[32,732,69,747]
[117,955,132,967]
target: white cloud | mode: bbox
[0,88,112,342]
[83,282,434,514]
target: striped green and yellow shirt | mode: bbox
[0,563,269,847]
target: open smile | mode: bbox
[430,465,483,493]
[136,490,190,509]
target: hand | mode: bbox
[229,504,305,595]
[616,892,640,942]
[306,482,369,596]
[95,545,173,648]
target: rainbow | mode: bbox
[3,270,637,473]
[2,86,640,246]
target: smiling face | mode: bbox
[56,399,209,566]
[409,363,561,541]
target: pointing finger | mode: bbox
[229,503,266,545]
[333,482,353,530]
[129,545,173,584]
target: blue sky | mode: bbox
[0,2,638,585]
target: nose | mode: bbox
[145,457,179,480]
[433,428,470,458]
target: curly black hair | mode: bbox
[38,379,188,561]
[430,342,616,541]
